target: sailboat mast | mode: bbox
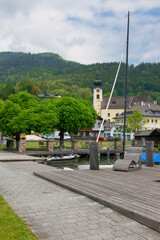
[123,11,130,153]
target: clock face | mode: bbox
[96,88,100,93]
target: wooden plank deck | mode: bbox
[34,166,160,232]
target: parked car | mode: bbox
[55,131,71,140]
[45,134,55,140]
[103,138,108,141]
[64,132,71,140]
[107,136,114,141]
[13,134,26,140]
[39,133,44,138]
[95,136,108,141]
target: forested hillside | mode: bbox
[0,52,160,103]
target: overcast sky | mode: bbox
[0,0,160,65]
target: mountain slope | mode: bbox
[0,52,160,103]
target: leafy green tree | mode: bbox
[77,88,92,101]
[30,85,41,96]
[29,99,58,134]
[0,92,58,150]
[0,100,23,149]
[126,110,147,132]
[17,78,34,92]
[54,97,97,146]
[9,91,37,109]
[2,83,15,100]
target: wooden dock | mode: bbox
[34,166,160,232]
[23,148,123,156]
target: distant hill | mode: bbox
[0,52,160,104]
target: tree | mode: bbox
[17,78,34,92]
[2,83,15,100]
[0,100,24,149]
[9,91,37,109]
[54,97,97,146]
[29,99,58,134]
[126,110,147,132]
[0,92,58,150]
[30,85,41,96]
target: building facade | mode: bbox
[93,73,146,122]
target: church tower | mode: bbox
[93,72,103,116]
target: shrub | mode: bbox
[114,137,121,141]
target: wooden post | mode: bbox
[73,140,78,151]
[146,141,154,167]
[116,153,120,160]
[0,132,2,150]
[90,142,99,170]
[107,147,110,161]
[131,139,135,147]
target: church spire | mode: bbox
[94,70,102,87]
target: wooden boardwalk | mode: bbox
[34,166,160,232]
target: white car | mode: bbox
[55,131,71,140]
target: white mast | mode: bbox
[96,53,124,142]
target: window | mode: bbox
[155,120,157,123]
[98,122,101,128]
[108,113,110,117]
[151,119,154,123]
[97,94,99,99]
[127,135,131,141]
[147,119,149,123]
[112,101,116,104]
[116,113,119,116]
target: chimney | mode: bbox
[153,100,157,105]
[141,101,144,106]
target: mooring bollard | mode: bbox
[146,141,154,167]
[90,142,99,170]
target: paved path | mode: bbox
[0,161,159,240]
[0,151,44,162]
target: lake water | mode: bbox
[47,155,115,169]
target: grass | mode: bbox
[1,140,131,151]
[0,195,37,240]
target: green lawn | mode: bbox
[1,140,131,151]
[0,195,37,240]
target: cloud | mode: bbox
[0,0,160,64]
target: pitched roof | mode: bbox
[113,102,160,119]
[135,128,160,136]
[101,96,146,109]
[134,130,153,136]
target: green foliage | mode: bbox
[114,137,121,141]
[126,110,147,132]
[0,92,96,143]
[2,83,15,100]
[54,97,97,134]
[0,92,58,138]
[30,99,58,134]
[9,91,37,109]
[0,100,22,137]
[0,52,160,103]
